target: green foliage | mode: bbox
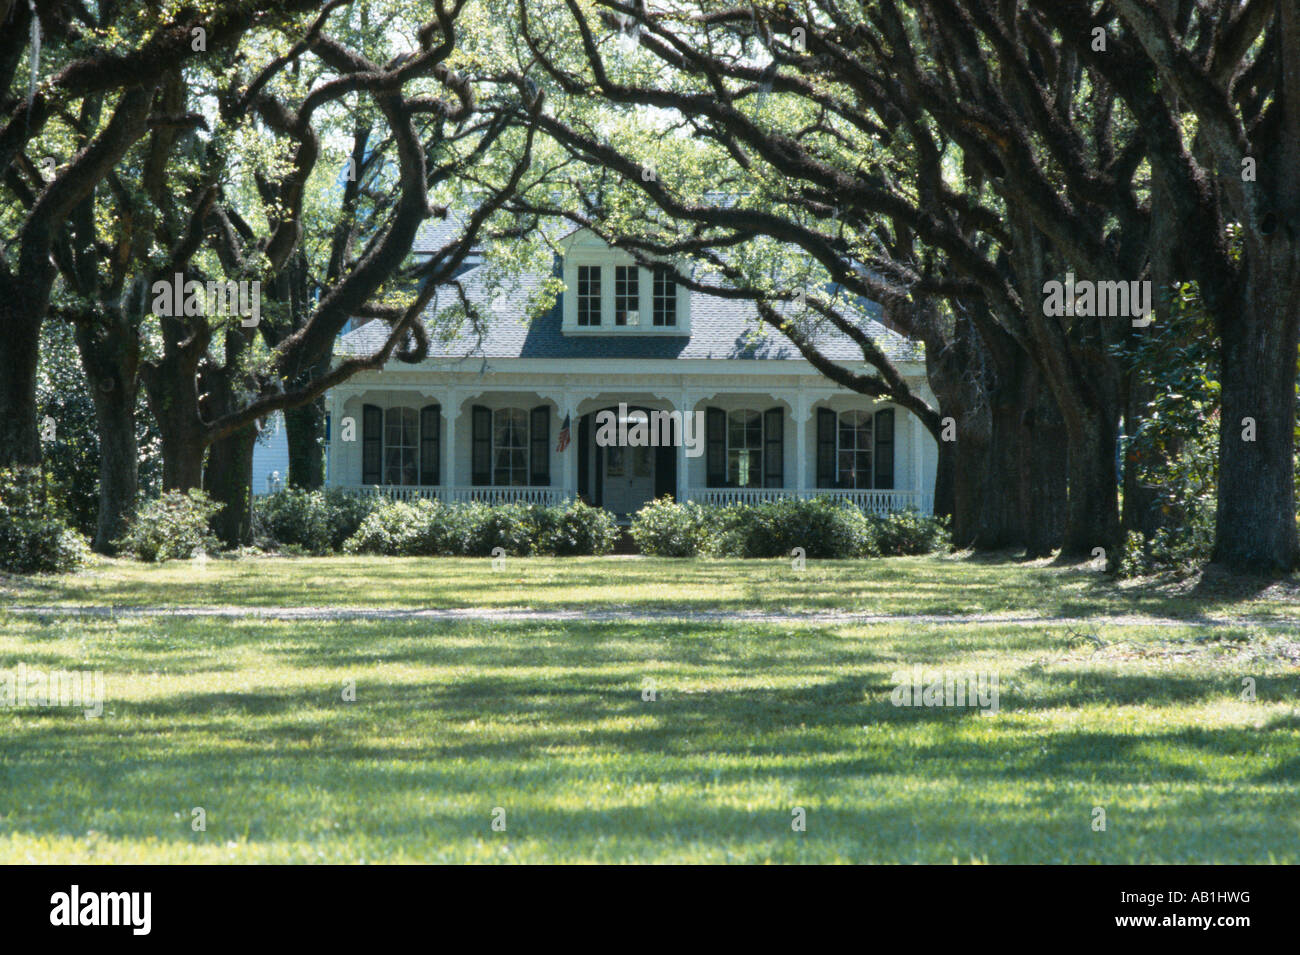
[254,488,379,554]
[0,467,91,575]
[867,509,953,556]
[343,498,618,557]
[534,499,620,556]
[116,491,221,563]
[35,323,98,537]
[630,497,948,559]
[1117,283,1219,576]
[461,501,540,556]
[36,322,162,538]
[629,497,711,556]
[1119,518,1216,579]
[342,499,437,557]
[705,497,881,559]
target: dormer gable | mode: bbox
[558,229,690,336]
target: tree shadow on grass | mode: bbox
[0,676,1295,860]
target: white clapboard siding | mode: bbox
[251,413,291,496]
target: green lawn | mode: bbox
[5,553,1300,619]
[1,555,1298,862]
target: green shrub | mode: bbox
[343,499,438,556]
[254,488,378,554]
[116,490,220,562]
[706,497,880,559]
[343,498,621,558]
[254,488,332,553]
[1118,514,1214,578]
[0,467,91,574]
[462,501,538,557]
[536,500,619,556]
[629,497,710,556]
[323,489,380,551]
[631,497,946,559]
[866,509,951,556]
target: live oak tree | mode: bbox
[513,0,1297,569]
[1023,0,1300,571]
[3,0,540,548]
[0,0,326,473]
[510,0,1094,552]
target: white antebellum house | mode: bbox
[255,225,939,520]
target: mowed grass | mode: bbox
[5,553,1300,619]
[1,605,1298,862]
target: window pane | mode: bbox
[726,410,764,485]
[383,408,419,485]
[578,265,602,326]
[653,266,676,326]
[836,411,874,487]
[491,408,530,486]
[615,265,639,325]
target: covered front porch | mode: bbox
[327,383,936,519]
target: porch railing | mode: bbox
[338,485,571,506]
[682,487,932,515]
[337,484,932,515]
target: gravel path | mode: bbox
[4,604,1299,630]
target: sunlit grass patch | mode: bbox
[5,553,1300,620]
[0,612,1295,863]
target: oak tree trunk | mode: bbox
[205,425,257,548]
[0,295,43,467]
[1212,257,1300,572]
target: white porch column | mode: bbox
[560,391,576,500]
[911,411,924,512]
[678,391,692,502]
[326,390,339,486]
[444,390,460,489]
[794,393,810,495]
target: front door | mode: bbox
[602,444,655,518]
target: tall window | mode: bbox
[492,408,529,486]
[727,410,763,487]
[615,265,639,325]
[653,266,676,326]
[837,410,873,489]
[384,407,418,485]
[577,265,602,326]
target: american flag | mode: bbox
[556,413,571,452]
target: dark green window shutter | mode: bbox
[705,407,726,488]
[362,404,382,485]
[874,408,895,489]
[530,405,550,486]
[419,404,440,485]
[763,407,784,488]
[816,408,837,488]
[471,405,491,486]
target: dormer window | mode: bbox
[577,265,602,326]
[615,265,639,325]
[560,230,689,335]
[653,266,677,326]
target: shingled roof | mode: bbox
[339,262,924,364]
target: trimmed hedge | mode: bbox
[628,497,710,556]
[254,488,379,554]
[631,496,948,559]
[0,467,91,574]
[116,490,220,563]
[866,509,952,556]
[342,498,618,557]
